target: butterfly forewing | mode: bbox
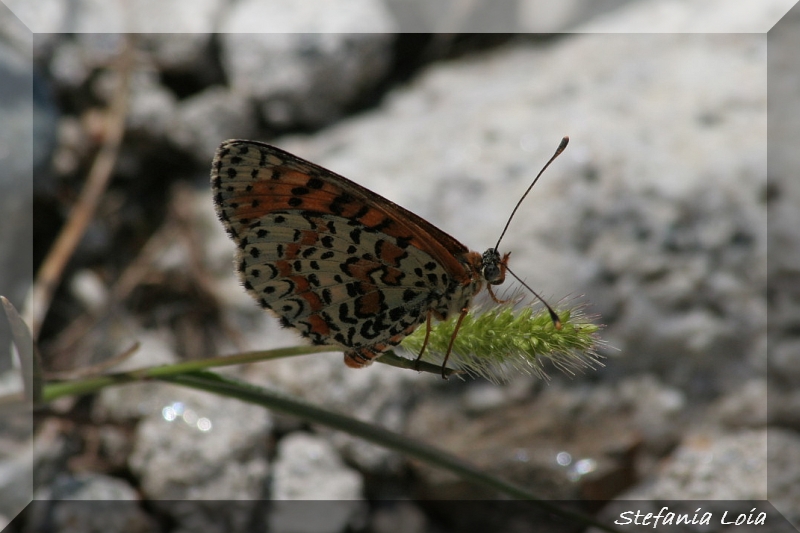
[212,140,484,366]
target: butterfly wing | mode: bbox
[212,140,480,366]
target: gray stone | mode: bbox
[141,33,217,71]
[621,429,767,499]
[125,385,271,531]
[128,385,271,499]
[49,38,93,88]
[767,428,800,528]
[0,430,33,524]
[1,0,68,40]
[127,0,223,33]
[219,0,395,127]
[383,0,637,33]
[406,378,662,500]
[269,433,366,533]
[597,427,796,532]
[519,0,638,32]
[245,353,418,472]
[579,0,792,32]
[125,68,179,139]
[271,432,364,500]
[91,327,180,422]
[370,501,428,533]
[28,473,155,533]
[769,389,800,429]
[713,379,768,429]
[169,86,258,160]
[42,471,140,500]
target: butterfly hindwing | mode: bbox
[212,140,482,365]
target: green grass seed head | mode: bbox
[401,295,604,383]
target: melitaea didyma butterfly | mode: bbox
[212,138,568,377]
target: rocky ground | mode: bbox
[1,0,798,532]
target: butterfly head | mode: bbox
[481,248,509,285]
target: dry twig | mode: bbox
[27,37,134,339]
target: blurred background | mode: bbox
[1,0,796,532]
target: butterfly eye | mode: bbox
[481,249,505,284]
[483,263,502,283]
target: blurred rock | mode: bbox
[31,418,76,497]
[384,0,637,33]
[127,386,271,531]
[406,378,664,500]
[128,385,271,498]
[621,429,767,500]
[219,0,395,128]
[581,0,791,32]
[595,427,797,532]
[245,353,420,472]
[767,428,800,527]
[169,86,258,160]
[28,473,155,533]
[0,425,34,525]
[125,67,179,139]
[713,378,768,429]
[370,501,429,533]
[519,0,638,32]
[90,327,180,422]
[271,432,364,499]
[269,433,366,533]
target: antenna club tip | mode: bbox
[559,136,569,150]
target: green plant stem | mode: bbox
[40,346,451,403]
[41,345,325,401]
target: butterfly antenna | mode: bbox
[494,136,569,252]
[505,265,562,330]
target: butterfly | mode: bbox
[212,137,567,377]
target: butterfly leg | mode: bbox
[440,307,468,379]
[487,284,510,304]
[412,311,434,371]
